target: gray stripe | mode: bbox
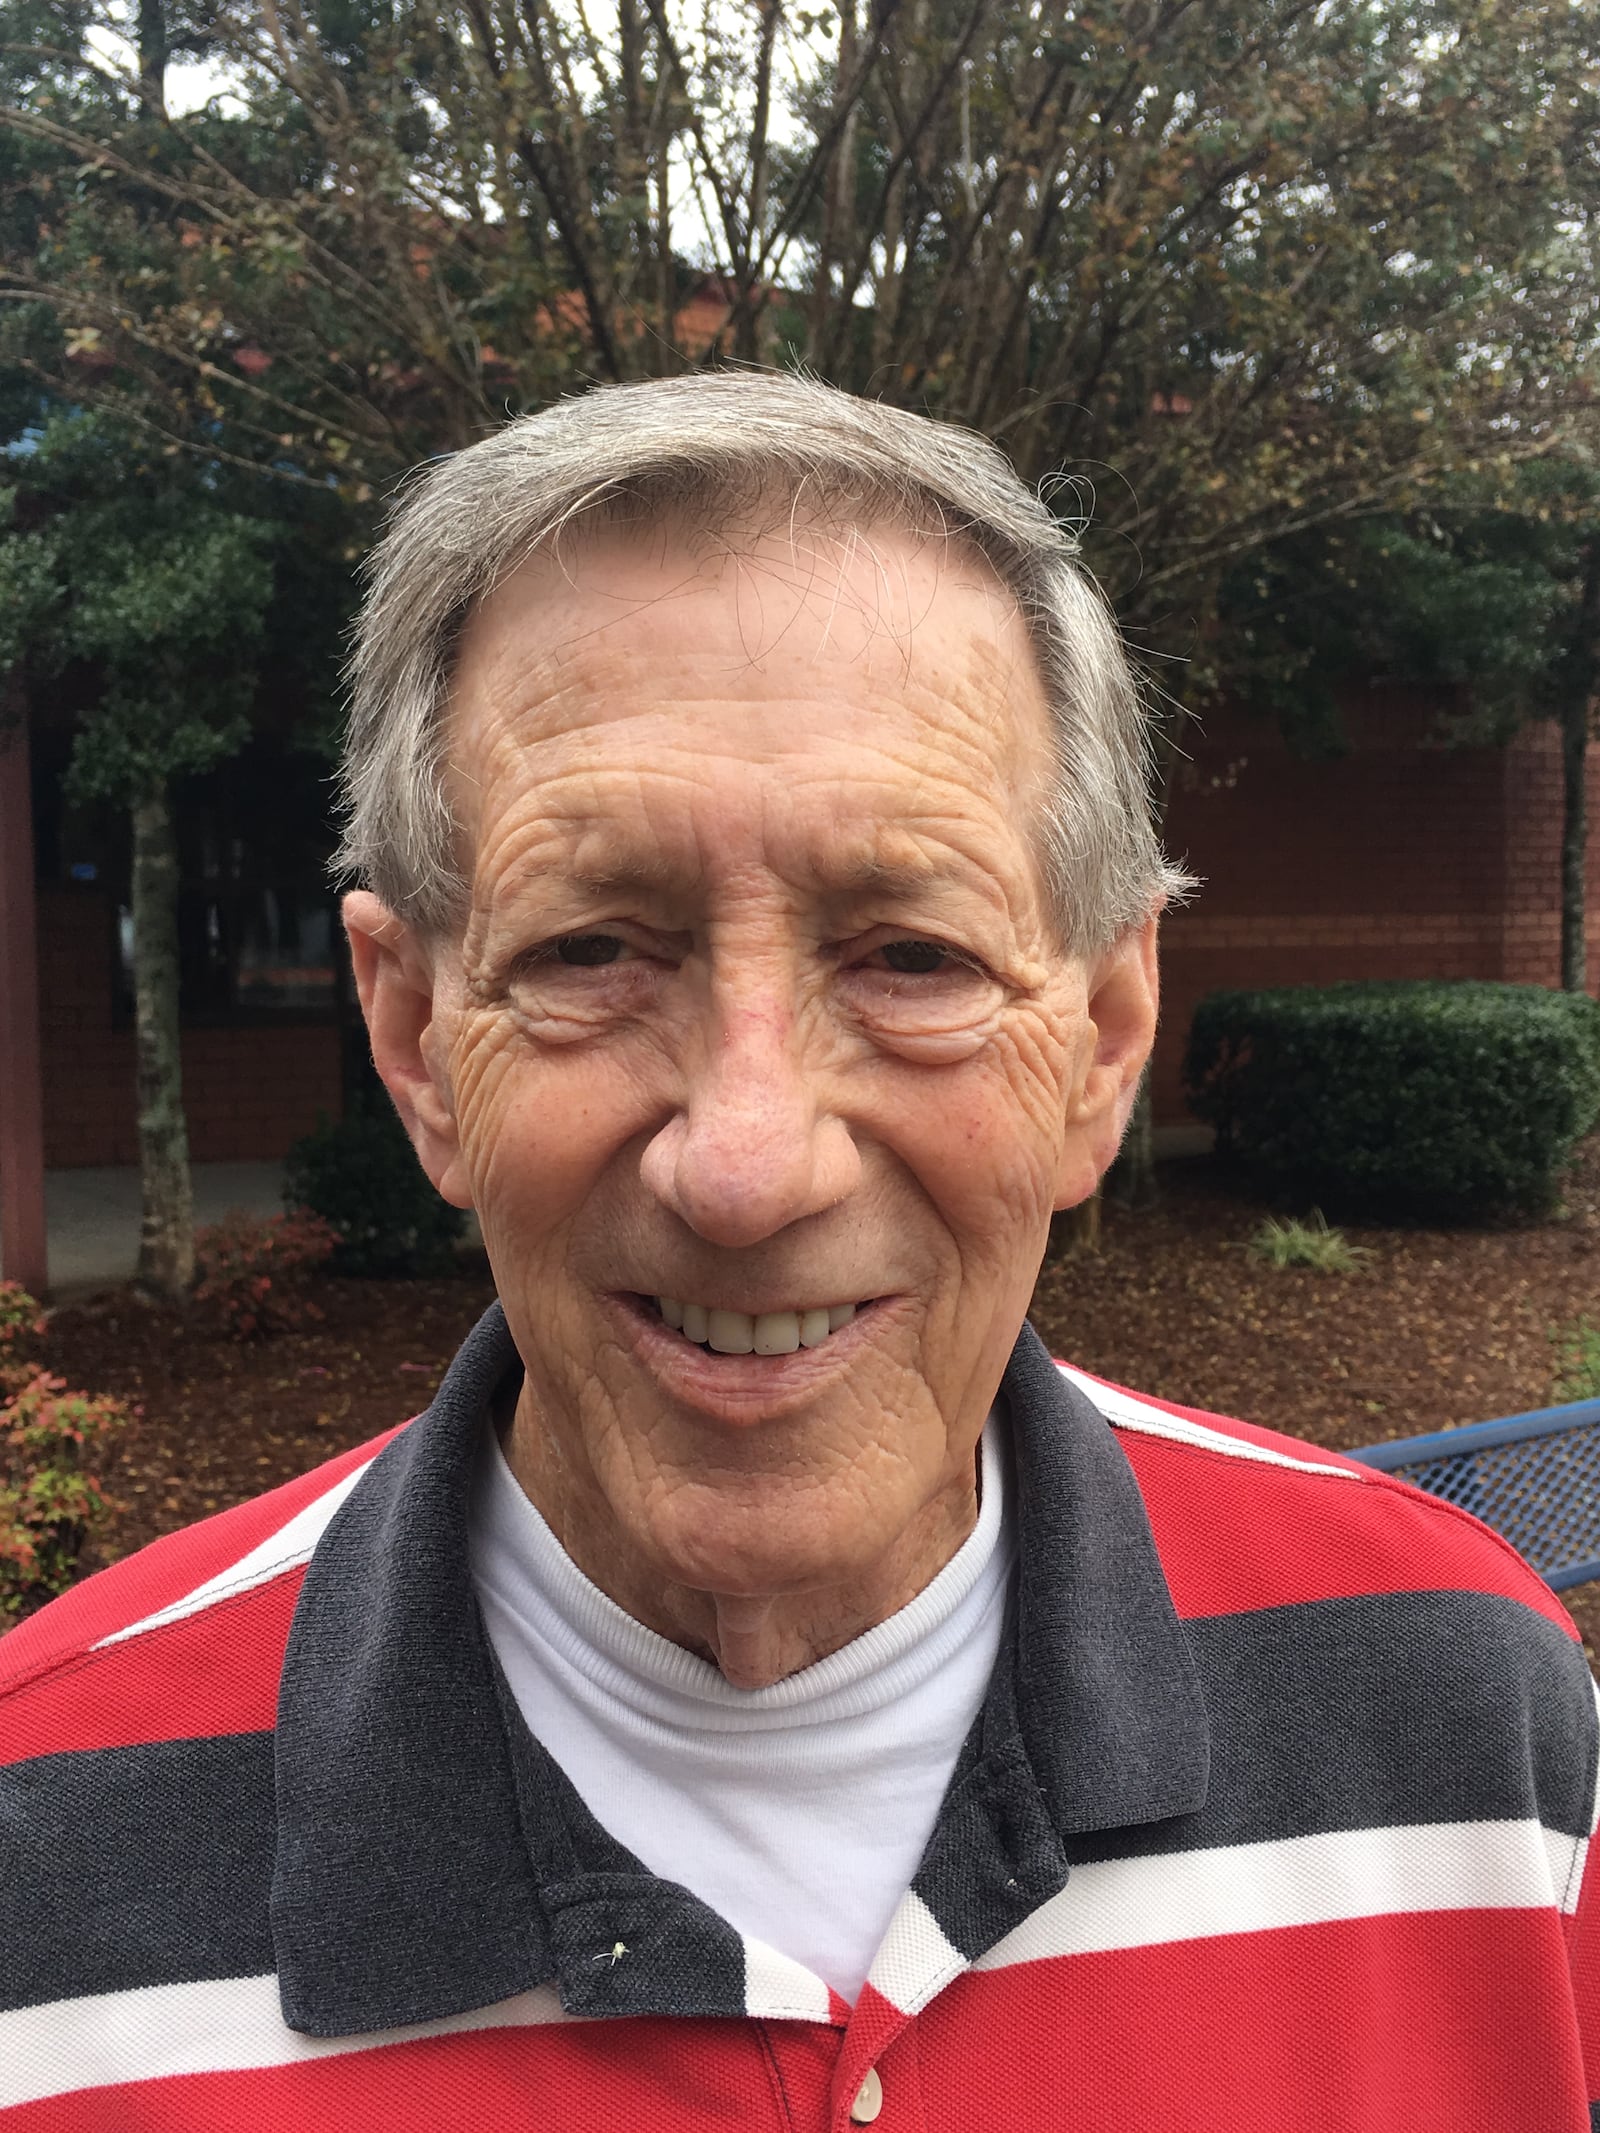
[915,1583,1594,1958]
[6,1589,1588,2012]
[1068,1584,1597,1866]
[0,1733,276,2013]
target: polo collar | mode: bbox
[272,1303,1209,2036]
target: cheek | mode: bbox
[447,1014,638,1235]
[890,1033,1077,1254]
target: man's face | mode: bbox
[353,519,1155,1613]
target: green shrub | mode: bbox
[1552,1317,1600,1404]
[0,1287,134,1616]
[193,1209,340,1339]
[284,1101,467,1277]
[1185,981,1600,1219]
[1246,1210,1373,1273]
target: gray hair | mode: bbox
[336,370,1191,954]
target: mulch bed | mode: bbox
[1031,1149,1600,1455]
[19,1139,1600,1649]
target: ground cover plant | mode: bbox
[14,1138,1600,1652]
[192,1211,340,1341]
[284,1105,468,1277]
[0,1282,133,1617]
[1552,1319,1600,1405]
[1246,1211,1374,1274]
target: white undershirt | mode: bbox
[468,1414,1014,2003]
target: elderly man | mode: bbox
[2,374,1597,2130]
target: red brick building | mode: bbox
[23,723,348,1171]
[35,883,343,1166]
[1154,688,1598,1119]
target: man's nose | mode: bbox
[638,998,861,1248]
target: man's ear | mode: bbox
[1054,912,1160,1211]
[342,890,474,1210]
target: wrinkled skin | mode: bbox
[346,519,1158,1686]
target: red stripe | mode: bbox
[918,1907,1589,2130]
[0,1569,303,1763]
[2,1912,1582,2129]
[0,1428,406,1698]
[0,2014,795,2131]
[1119,1426,1577,1633]
[1566,1832,1600,2107]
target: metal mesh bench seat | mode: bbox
[1347,1397,1600,1591]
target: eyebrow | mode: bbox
[522,824,996,915]
[566,857,686,899]
[819,855,944,901]
[560,853,962,907]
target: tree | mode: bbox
[0,413,279,1295]
[0,5,360,1293]
[3,0,1597,609]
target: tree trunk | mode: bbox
[1561,689,1588,993]
[136,0,167,118]
[131,784,194,1297]
[1559,538,1600,994]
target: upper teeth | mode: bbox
[657,1299,858,1354]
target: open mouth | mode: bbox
[641,1296,870,1356]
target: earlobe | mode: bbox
[1053,914,1161,1210]
[341,891,474,1210]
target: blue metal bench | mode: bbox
[1348,1396,1600,1591]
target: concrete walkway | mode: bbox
[39,1163,287,1298]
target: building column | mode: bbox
[0,706,48,1295]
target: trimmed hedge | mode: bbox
[1184,981,1600,1219]
[283,1101,468,1276]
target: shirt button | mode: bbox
[850,2067,884,2124]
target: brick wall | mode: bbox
[37,885,342,1167]
[1153,694,1600,1121]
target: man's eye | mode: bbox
[878,939,951,975]
[554,934,625,966]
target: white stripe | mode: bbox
[864,1887,967,2015]
[741,1938,834,2022]
[974,1817,1567,1972]
[93,1462,375,1648]
[1057,1364,1358,1481]
[0,1971,577,2108]
[1553,1674,1600,1914]
[1545,1823,1589,1915]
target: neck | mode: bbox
[501,1386,982,1690]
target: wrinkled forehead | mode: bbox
[431,510,1064,951]
[447,506,1051,767]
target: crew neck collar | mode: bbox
[469,1408,1012,1726]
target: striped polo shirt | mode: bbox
[2,1305,1598,2131]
